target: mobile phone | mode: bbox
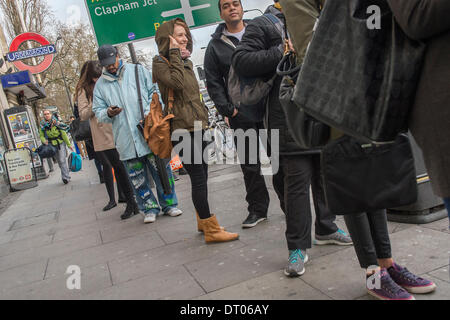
[110,106,120,110]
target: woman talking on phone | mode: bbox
[153,18,239,243]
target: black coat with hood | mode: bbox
[204,21,249,119]
[232,5,304,155]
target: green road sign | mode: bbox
[85,0,223,46]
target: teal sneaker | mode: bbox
[284,249,309,277]
[315,229,353,246]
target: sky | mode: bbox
[46,0,274,66]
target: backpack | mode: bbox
[68,152,82,172]
[227,13,286,122]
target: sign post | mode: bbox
[85,0,222,46]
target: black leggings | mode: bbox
[173,132,211,219]
[344,210,392,269]
[96,149,135,205]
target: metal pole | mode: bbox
[128,43,138,64]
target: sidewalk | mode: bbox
[0,160,448,300]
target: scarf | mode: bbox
[41,116,69,132]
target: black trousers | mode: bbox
[344,210,392,269]
[174,132,211,219]
[96,149,135,205]
[229,115,270,217]
[273,154,338,250]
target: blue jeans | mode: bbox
[444,197,450,220]
[124,154,178,215]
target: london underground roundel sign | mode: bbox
[7,33,56,74]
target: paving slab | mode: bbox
[388,226,449,275]
[8,211,59,231]
[185,249,290,293]
[60,200,97,216]
[108,238,246,285]
[428,266,449,283]
[10,222,58,242]
[0,234,101,270]
[84,265,204,300]
[296,247,367,300]
[421,217,449,234]
[0,259,48,292]
[45,231,165,279]
[0,233,14,246]
[0,232,101,272]
[0,233,53,257]
[0,263,112,300]
[196,271,331,300]
[57,210,97,227]
[53,222,102,242]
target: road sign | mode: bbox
[7,33,56,74]
[85,0,222,46]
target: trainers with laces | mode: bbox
[367,268,414,300]
[144,213,157,224]
[314,229,353,246]
[164,208,183,217]
[284,249,309,277]
[388,263,436,294]
[242,213,267,228]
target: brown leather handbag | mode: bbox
[135,64,174,160]
[143,90,174,159]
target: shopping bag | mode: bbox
[321,133,418,215]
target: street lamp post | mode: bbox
[55,36,74,115]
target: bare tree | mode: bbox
[0,0,53,41]
[41,22,99,121]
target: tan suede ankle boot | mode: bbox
[202,215,239,243]
[196,213,225,233]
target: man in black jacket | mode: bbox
[232,0,352,278]
[204,0,270,228]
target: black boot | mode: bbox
[103,201,117,211]
[121,201,139,220]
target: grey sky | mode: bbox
[46,0,274,65]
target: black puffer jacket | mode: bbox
[204,22,249,118]
[232,6,304,155]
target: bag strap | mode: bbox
[154,55,174,113]
[135,64,145,121]
[264,13,291,55]
[263,13,286,41]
